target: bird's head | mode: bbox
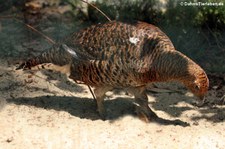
[182,65,209,102]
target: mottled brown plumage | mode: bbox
[17,21,209,125]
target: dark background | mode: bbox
[0,0,224,73]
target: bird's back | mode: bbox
[65,21,174,60]
[64,21,175,87]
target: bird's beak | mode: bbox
[196,95,206,107]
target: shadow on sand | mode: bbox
[6,95,194,127]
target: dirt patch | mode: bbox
[0,58,224,149]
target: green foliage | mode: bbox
[163,0,199,27]
[195,2,225,30]
[87,0,163,24]
[163,0,225,30]
[64,0,224,31]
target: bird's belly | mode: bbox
[77,71,145,88]
[70,60,147,87]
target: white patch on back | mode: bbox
[62,44,78,58]
[129,37,139,45]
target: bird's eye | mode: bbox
[194,84,200,90]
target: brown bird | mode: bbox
[16,21,209,124]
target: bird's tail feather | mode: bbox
[16,44,74,70]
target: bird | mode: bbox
[16,21,209,124]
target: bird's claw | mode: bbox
[16,62,29,70]
[97,107,107,120]
[16,62,25,70]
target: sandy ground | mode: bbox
[0,56,224,149]
[0,9,224,148]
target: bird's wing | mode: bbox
[63,41,151,78]
[62,21,175,73]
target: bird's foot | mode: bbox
[97,107,107,120]
[135,106,158,123]
[135,106,189,127]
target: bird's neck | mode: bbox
[151,50,198,83]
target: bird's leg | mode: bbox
[131,86,158,122]
[94,86,112,119]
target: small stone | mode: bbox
[193,121,199,126]
[6,137,13,143]
[212,86,219,90]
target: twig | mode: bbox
[80,0,111,22]
[14,18,56,45]
[74,80,96,100]
[0,15,55,45]
[88,85,96,100]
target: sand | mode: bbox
[0,58,224,149]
